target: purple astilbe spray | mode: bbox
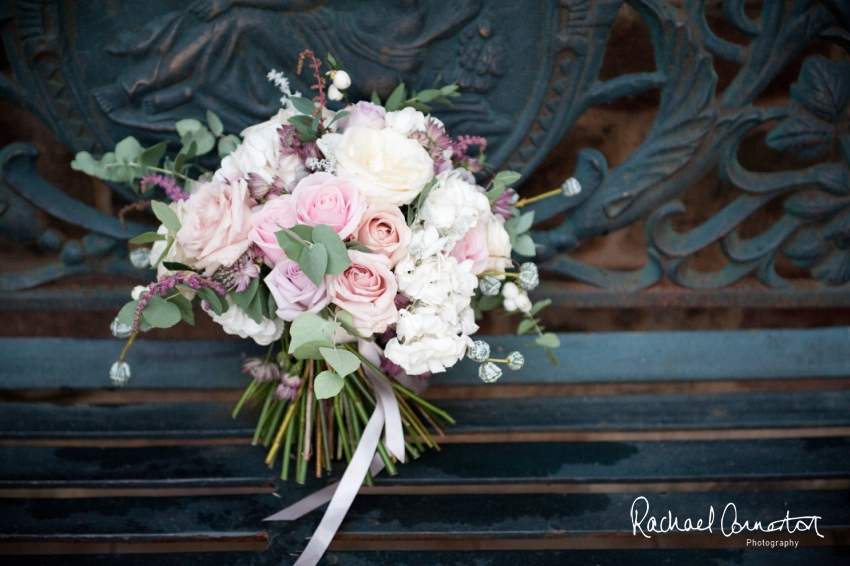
[214,248,262,292]
[492,187,519,219]
[132,272,227,332]
[140,174,189,202]
[411,118,453,166]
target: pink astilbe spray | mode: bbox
[133,272,227,332]
[140,174,189,202]
[214,248,262,292]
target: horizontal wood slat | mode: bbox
[2,328,849,390]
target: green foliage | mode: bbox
[486,170,521,202]
[288,312,340,360]
[384,84,406,112]
[289,96,317,116]
[151,201,182,232]
[535,333,560,349]
[206,110,224,136]
[505,210,536,256]
[314,370,344,399]
[128,232,165,244]
[117,301,138,327]
[141,295,181,329]
[275,224,351,286]
[319,347,360,377]
[197,287,228,316]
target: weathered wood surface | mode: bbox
[3,327,850,389]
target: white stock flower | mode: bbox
[395,304,451,343]
[208,299,284,346]
[419,170,491,241]
[385,107,427,136]
[395,254,476,306]
[384,333,473,375]
[331,126,434,206]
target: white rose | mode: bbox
[332,126,434,206]
[483,214,513,273]
[208,299,283,346]
[385,333,473,375]
[420,169,491,241]
[385,107,427,136]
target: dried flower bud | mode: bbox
[479,275,501,296]
[479,362,502,383]
[517,263,539,291]
[129,247,152,269]
[110,361,131,387]
[242,357,281,382]
[110,317,133,339]
[468,340,491,363]
[507,351,525,370]
[247,173,270,200]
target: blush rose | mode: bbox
[327,250,398,335]
[290,172,366,240]
[248,195,296,266]
[355,203,411,266]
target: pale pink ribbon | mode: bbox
[263,341,406,566]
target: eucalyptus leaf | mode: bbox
[529,299,552,316]
[197,287,225,315]
[535,333,561,349]
[517,318,536,335]
[139,142,167,168]
[288,312,340,360]
[486,182,506,202]
[244,289,264,325]
[514,234,537,257]
[275,230,307,263]
[319,347,361,377]
[151,201,182,232]
[176,118,203,138]
[128,232,166,244]
[206,110,224,136]
[312,224,350,274]
[370,91,381,105]
[515,211,535,234]
[141,295,182,329]
[117,300,139,327]
[217,136,237,158]
[194,131,216,156]
[494,170,522,185]
[302,243,328,286]
[314,370,344,399]
[328,110,350,126]
[115,136,142,163]
[230,276,259,311]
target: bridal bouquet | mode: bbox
[73,51,568,565]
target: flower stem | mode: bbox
[281,413,296,480]
[265,379,305,465]
[515,187,563,208]
[333,394,353,463]
[232,379,258,418]
[117,332,137,364]
[296,391,308,484]
[318,399,332,472]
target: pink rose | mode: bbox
[449,222,489,275]
[265,259,330,321]
[176,176,253,275]
[355,203,411,266]
[248,195,296,266]
[327,250,398,335]
[336,101,387,132]
[291,172,367,240]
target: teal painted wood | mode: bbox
[1,549,847,566]
[3,391,850,441]
[2,438,848,489]
[2,490,847,541]
[2,327,850,389]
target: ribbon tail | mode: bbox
[291,402,385,566]
[263,454,385,522]
[358,340,405,463]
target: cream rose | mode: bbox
[327,250,398,335]
[332,126,434,206]
[355,203,411,266]
[483,213,513,273]
[176,175,254,275]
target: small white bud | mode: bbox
[562,177,581,197]
[515,293,532,313]
[110,361,131,387]
[129,248,151,269]
[110,317,133,339]
[479,362,502,383]
[503,298,517,312]
[502,282,520,300]
[332,70,351,90]
[327,84,344,101]
[131,285,147,301]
